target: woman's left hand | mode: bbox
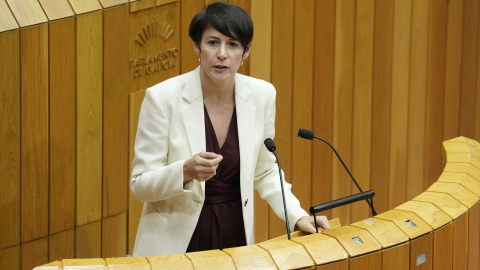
[295,215,331,234]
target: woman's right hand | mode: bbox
[183,152,223,183]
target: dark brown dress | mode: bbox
[186,106,247,252]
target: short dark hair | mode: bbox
[189,1,253,53]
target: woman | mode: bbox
[130,1,330,256]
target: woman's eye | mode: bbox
[228,42,239,48]
[207,40,218,46]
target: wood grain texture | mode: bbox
[371,0,393,215]
[6,0,47,27]
[103,3,129,218]
[322,225,382,257]
[0,30,20,249]
[223,245,277,270]
[269,0,294,241]
[258,239,315,270]
[381,242,410,270]
[75,221,102,259]
[76,11,103,226]
[185,250,236,270]
[409,232,433,270]
[102,212,127,258]
[147,253,193,269]
[453,212,468,270]
[349,251,381,270]
[350,218,409,248]
[49,18,76,235]
[20,24,49,243]
[467,202,480,269]
[179,0,203,73]
[389,0,411,210]
[68,0,102,14]
[312,0,335,222]
[38,0,74,21]
[0,246,19,270]
[49,229,74,263]
[128,90,146,255]
[331,0,355,224]
[375,209,433,239]
[21,237,48,270]
[395,201,451,230]
[407,0,428,201]
[351,0,374,222]
[433,222,454,270]
[291,0,314,218]
[99,0,128,8]
[0,0,19,32]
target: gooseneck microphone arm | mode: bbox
[264,138,291,240]
[298,128,377,217]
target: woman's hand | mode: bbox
[183,152,223,183]
[295,215,331,234]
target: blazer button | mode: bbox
[244,199,248,206]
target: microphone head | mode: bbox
[264,138,276,152]
[298,128,315,140]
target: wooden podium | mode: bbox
[34,136,480,269]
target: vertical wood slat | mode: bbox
[443,0,464,141]
[0,246,20,270]
[351,0,374,222]
[20,24,49,243]
[407,0,429,201]
[21,237,48,270]
[312,0,335,220]
[76,11,103,226]
[291,0,314,215]
[75,220,102,258]
[0,30,20,249]
[452,213,468,270]
[128,90,146,255]
[388,0,411,209]
[331,0,355,223]
[49,18,76,235]
[49,229,74,263]
[6,0,48,27]
[433,222,454,270]
[371,0,394,215]
[459,0,479,138]
[250,0,272,242]
[424,0,447,189]
[102,212,127,257]
[68,0,103,15]
[103,3,129,218]
[179,0,204,74]
[269,0,295,240]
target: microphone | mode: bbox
[298,128,377,217]
[264,138,291,240]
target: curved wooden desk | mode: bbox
[34,136,480,269]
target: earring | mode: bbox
[199,58,201,63]
[241,60,244,66]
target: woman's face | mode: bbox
[194,26,250,86]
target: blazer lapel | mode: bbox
[182,68,206,192]
[235,76,256,194]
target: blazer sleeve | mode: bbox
[253,88,309,231]
[130,88,193,203]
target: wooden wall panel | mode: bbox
[312,0,335,220]
[49,229,74,263]
[424,0,447,189]
[371,0,393,215]
[331,0,355,223]
[21,237,48,270]
[452,213,468,270]
[250,0,273,242]
[69,0,102,15]
[49,18,76,235]
[128,90,146,254]
[76,11,103,226]
[459,0,478,139]
[388,0,411,209]
[0,246,19,270]
[20,24,49,243]
[6,0,47,27]
[75,220,102,259]
[291,0,314,216]
[351,0,374,222]
[102,212,127,257]
[179,0,203,73]
[0,0,19,32]
[38,0,75,21]
[103,3,129,218]
[0,30,20,249]
[407,0,428,201]
[443,0,464,141]
[433,222,454,270]
[349,251,381,270]
[468,203,480,269]
[269,0,295,240]
[381,243,410,270]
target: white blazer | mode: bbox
[130,67,308,256]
